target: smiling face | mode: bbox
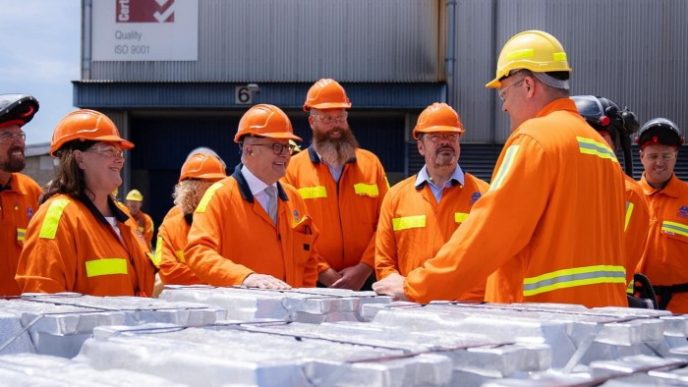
[242,136,292,185]
[640,143,678,187]
[75,142,125,196]
[0,124,26,174]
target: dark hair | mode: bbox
[41,140,96,204]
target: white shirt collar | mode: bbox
[241,165,276,196]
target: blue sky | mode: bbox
[0,0,80,145]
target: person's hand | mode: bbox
[242,273,291,290]
[318,268,342,287]
[372,273,408,301]
[331,263,373,290]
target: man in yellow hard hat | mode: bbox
[284,78,389,290]
[374,30,628,307]
[125,189,155,250]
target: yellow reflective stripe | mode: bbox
[626,279,634,295]
[624,202,634,232]
[16,228,26,242]
[577,136,618,161]
[505,48,534,61]
[523,265,626,297]
[552,52,567,61]
[490,145,520,191]
[149,237,163,267]
[298,186,327,199]
[392,215,426,231]
[175,250,185,263]
[196,182,223,213]
[454,212,469,223]
[39,198,70,239]
[662,221,688,237]
[85,258,128,277]
[354,183,379,197]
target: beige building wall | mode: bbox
[23,143,54,189]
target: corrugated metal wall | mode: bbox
[87,0,443,82]
[452,0,688,143]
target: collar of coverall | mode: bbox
[231,163,288,203]
[0,173,16,192]
[77,193,130,225]
[640,173,682,198]
[307,145,357,165]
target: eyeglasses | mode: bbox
[498,78,525,101]
[643,152,676,162]
[86,146,125,160]
[426,133,459,143]
[250,142,296,155]
[0,130,26,142]
[312,112,348,125]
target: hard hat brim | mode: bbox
[304,102,352,112]
[234,131,303,143]
[180,172,227,183]
[413,125,465,140]
[485,77,501,89]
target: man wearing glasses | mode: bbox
[374,103,487,302]
[284,78,389,290]
[186,104,320,289]
[0,94,41,296]
[635,118,688,312]
[374,30,628,307]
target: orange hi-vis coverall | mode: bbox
[375,170,488,302]
[131,210,154,249]
[284,147,388,272]
[404,98,628,307]
[15,194,155,296]
[623,175,651,284]
[0,173,41,296]
[637,174,688,312]
[185,168,320,287]
[155,205,200,285]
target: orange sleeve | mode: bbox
[143,214,155,249]
[374,186,401,279]
[16,204,74,293]
[157,221,200,285]
[624,183,651,282]
[404,136,553,303]
[185,185,254,286]
[359,159,390,269]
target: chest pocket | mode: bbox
[662,220,688,244]
[291,216,316,265]
[353,183,379,198]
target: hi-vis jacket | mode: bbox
[404,98,628,307]
[15,194,155,296]
[283,147,388,272]
[0,173,41,296]
[637,175,688,313]
[185,168,320,287]
[156,206,200,285]
[623,175,651,283]
[375,172,488,302]
[131,210,154,250]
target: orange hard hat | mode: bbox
[303,78,352,111]
[50,109,134,156]
[179,152,227,182]
[412,103,465,140]
[234,104,302,143]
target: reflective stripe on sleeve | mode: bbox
[17,228,26,242]
[490,145,520,191]
[392,215,426,231]
[353,183,379,197]
[576,137,618,161]
[624,201,634,232]
[85,258,128,277]
[297,186,327,199]
[454,212,469,223]
[523,265,626,297]
[39,198,70,239]
[662,221,688,237]
[195,182,223,213]
[175,250,185,263]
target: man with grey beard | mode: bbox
[284,79,389,290]
[0,94,41,296]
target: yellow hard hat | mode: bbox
[126,189,143,202]
[485,30,572,89]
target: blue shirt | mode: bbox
[414,164,465,202]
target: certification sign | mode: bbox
[92,0,198,61]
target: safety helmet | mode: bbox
[485,30,572,89]
[126,189,143,202]
[234,104,302,143]
[413,103,465,140]
[50,109,134,156]
[303,78,352,111]
[0,94,39,128]
[638,118,683,148]
[179,152,227,182]
[572,95,639,144]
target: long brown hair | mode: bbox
[41,140,96,204]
